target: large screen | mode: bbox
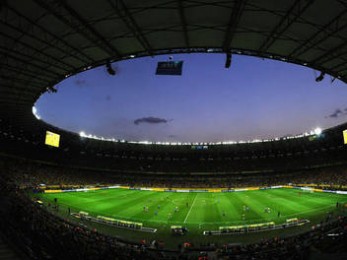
[343,130,347,144]
[156,61,183,75]
[45,131,60,147]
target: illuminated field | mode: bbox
[38,188,346,233]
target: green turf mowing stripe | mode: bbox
[37,188,346,232]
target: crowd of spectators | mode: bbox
[0,156,346,259]
[2,118,347,174]
[215,215,346,259]
[0,172,166,259]
[1,156,346,190]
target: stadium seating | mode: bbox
[0,156,346,259]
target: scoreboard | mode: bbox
[156,61,183,75]
[45,131,60,147]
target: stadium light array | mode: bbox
[314,127,322,136]
[32,106,41,120]
[75,127,323,146]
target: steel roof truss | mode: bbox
[223,0,247,51]
[108,0,154,56]
[177,0,190,47]
[0,30,73,71]
[33,0,121,57]
[6,3,94,64]
[290,9,347,57]
[258,0,314,54]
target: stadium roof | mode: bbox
[0,0,346,129]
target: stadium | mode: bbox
[0,0,347,259]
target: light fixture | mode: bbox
[314,128,322,136]
[46,86,57,93]
[225,52,232,68]
[106,60,116,75]
[315,72,325,82]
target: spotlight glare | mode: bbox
[314,127,322,135]
[32,106,41,120]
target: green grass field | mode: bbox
[38,188,346,233]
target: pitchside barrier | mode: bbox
[71,211,157,233]
[43,185,347,194]
[204,218,310,235]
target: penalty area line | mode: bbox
[183,194,198,224]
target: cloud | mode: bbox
[326,108,347,119]
[134,116,170,125]
[329,109,342,118]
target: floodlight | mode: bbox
[225,52,232,68]
[315,72,325,82]
[32,106,41,120]
[314,128,322,135]
[47,86,57,93]
[106,61,116,75]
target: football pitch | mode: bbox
[38,188,346,233]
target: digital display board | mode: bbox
[45,131,60,147]
[191,145,208,150]
[156,61,183,75]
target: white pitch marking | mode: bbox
[183,194,198,223]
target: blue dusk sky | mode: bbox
[35,53,347,143]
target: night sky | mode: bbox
[35,54,347,143]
